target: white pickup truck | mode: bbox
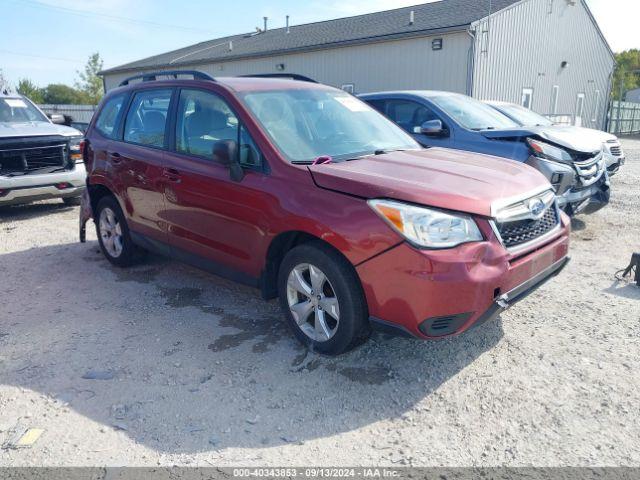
[0,93,85,206]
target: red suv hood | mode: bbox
[308,148,550,217]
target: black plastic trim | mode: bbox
[129,231,259,288]
[369,316,417,338]
[119,70,215,86]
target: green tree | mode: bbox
[0,69,9,93]
[75,52,104,104]
[16,78,44,103]
[42,84,88,104]
[613,49,640,100]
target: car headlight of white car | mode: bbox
[69,137,83,164]
[368,199,483,249]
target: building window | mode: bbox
[550,85,560,114]
[432,38,443,50]
[592,90,601,122]
[480,29,489,54]
[341,84,355,94]
[521,88,534,109]
[575,93,585,127]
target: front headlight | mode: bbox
[69,137,83,163]
[368,199,483,249]
[527,138,573,163]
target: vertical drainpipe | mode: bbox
[466,25,476,97]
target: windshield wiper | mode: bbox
[374,148,409,155]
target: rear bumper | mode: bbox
[359,217,571,339]
[0,164,86,206]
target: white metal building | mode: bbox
[100,0,615,129]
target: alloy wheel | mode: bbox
[99,207,124,258]
[286,263,340,342]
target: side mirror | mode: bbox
[414,119,447,137]
[212,140,244,182]
[49,113,66,125]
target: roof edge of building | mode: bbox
[99,24,470,76]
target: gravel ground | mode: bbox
[0,138,639,467]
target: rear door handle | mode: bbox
[108,152,122,163]
[163,167,182,183]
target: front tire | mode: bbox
[278,242,370,355]
[95,196,141,267]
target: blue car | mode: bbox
[359,91,609,216]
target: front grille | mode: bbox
[610,146,622,156]
[497,207,559,249]
[0,145,66,175]
[573,153,603,186]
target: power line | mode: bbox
[18,0,213,34]
[0,49,83,64]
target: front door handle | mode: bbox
[108,152,122,163]
[163,167,182,183]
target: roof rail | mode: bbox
[240,73,318,83]
[119,70,215,87]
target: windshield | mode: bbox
[492,103,554,127]
[240,89,419,163]
[430,94,518,131]
[0,97,49,123]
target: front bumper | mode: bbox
[0,164,86,206]
[603,143,625,175]
[558,174,610,216]
[604,153,625,175]
[359,216,571,339]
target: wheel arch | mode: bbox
[86,178,117,217]
[261,230,359,300]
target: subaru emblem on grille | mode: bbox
[528,198,546,218]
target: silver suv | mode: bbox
[0,93,85,206]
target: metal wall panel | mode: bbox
[103,32,471,94]
[471,0,615,130]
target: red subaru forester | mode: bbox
[81,71,570,355]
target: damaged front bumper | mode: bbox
[558,174,610,216]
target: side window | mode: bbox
[386,100,440,133]
[176,89,262,168]
[95,94,125,139]
[123,89,172,148]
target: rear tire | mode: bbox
[278,242,370,355]
[95,196,142,267]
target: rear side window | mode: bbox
[124,89,172,148]
[95,94,125,139]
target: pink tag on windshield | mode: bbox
[312,156,333,165]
